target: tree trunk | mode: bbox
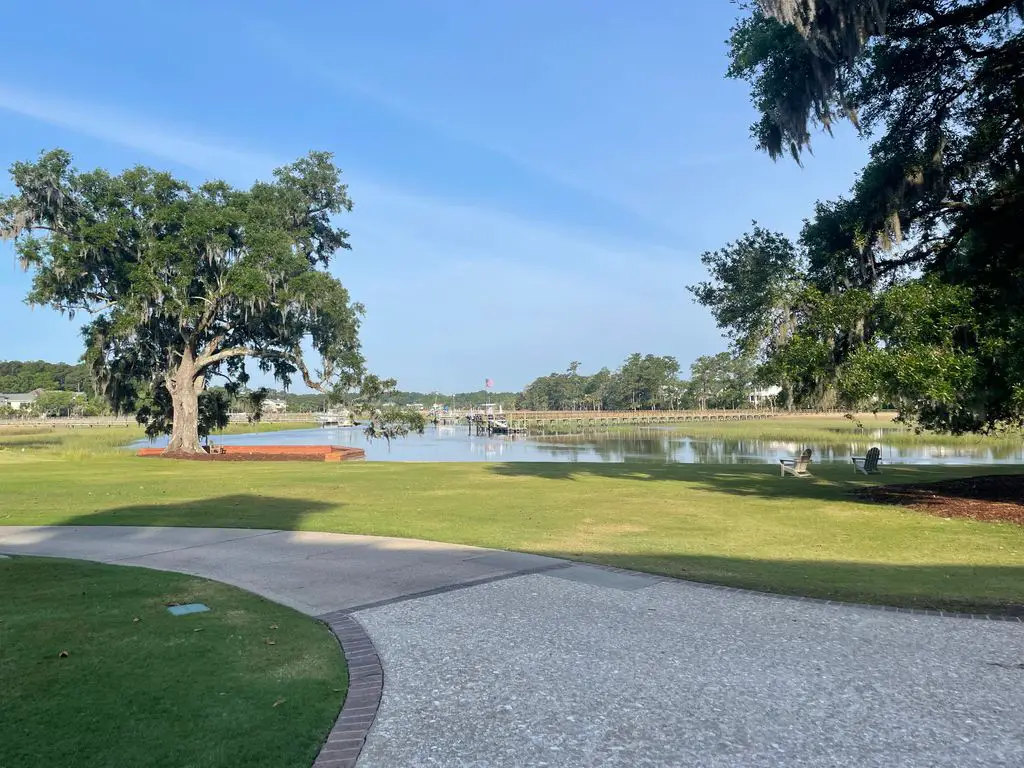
[165,357,203,454]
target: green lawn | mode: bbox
[2,423,1022,613]
[0,557,345,768]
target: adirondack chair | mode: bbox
[779,448,813,477]
[852,446,882,475]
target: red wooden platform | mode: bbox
[137,445,366,462]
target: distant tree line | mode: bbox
[388,390,522,409]
[2,353,767,417]
[0,361,111,418]
[519,352,761,411]
[0,360,94,395]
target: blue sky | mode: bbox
[0,1,867,393]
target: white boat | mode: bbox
[317,410,354,427]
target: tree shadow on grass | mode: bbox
[542,551,1024,616]
[862,474,1024,506]
[0,437,64,451]
[58,494,337,531]
[486,461,1024,504]
[19,496,1024,615]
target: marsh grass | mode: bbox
[0,422,317,460]
[629,415,1024,448]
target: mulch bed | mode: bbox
[137,445,365,462]
[856,474,1024,525]
[155,451,330,462]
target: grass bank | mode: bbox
[0,557,345,768]
[0,422,316,459]
[633,414,1024,448]
[2,442,1022,613]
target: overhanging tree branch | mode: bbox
[195,346,328,391]
[893,0,1020,38]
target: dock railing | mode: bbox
[430,409,775,432]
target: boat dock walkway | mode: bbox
[433,409,775,435]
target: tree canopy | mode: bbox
[32,390,79,418]
[520,355,683,411]
[695,0,1024,431]
[0,360,93,395]
[1,150,369,451]
[688,353,759,410]
[518,352,755,411]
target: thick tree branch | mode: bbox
[195,346,328,391]
[893,0,1019,38]
[905,1,941,23]
[199,332,227,360]
[193,284,224,336]
[875,249,932,275]
[195,346,254,368]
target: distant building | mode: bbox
[748,385,783,408]
[0,389,44,411]
[263,398,288,413]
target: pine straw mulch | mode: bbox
[855,474,1024,525]
[154,450,330,461]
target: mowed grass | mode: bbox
[0,557,345,768]
[1,422,1022,613]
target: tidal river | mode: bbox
[132,424,1024,464]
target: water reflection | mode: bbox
[133,425,1024,465]
[531,432,1024,465]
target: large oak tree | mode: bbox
[1,150,368,452]
[695,0,1024,431]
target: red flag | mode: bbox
[485,378,493,388]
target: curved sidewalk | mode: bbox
[1,525,1022,767]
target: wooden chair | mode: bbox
[780,448,813,477]
[852,446,882,475]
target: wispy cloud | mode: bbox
[245,24,728,237]
[343,181,718,387]
[0,81,679,268]
[0,84,280,180]
[0,83,719,389]
[250,24,579,183]
[319,72,713,238]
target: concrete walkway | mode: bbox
[1,525,1022,767]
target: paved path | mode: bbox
[1,526,1022,767]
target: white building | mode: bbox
[262,398,288,413]
[748,385,783,408]
[0,389,43,411]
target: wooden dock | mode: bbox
[0,417,136,429]
[432,409,775,435]
[507,409,771,430]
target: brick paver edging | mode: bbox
[314,612,384,768]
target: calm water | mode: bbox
[133,425,1024,464]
